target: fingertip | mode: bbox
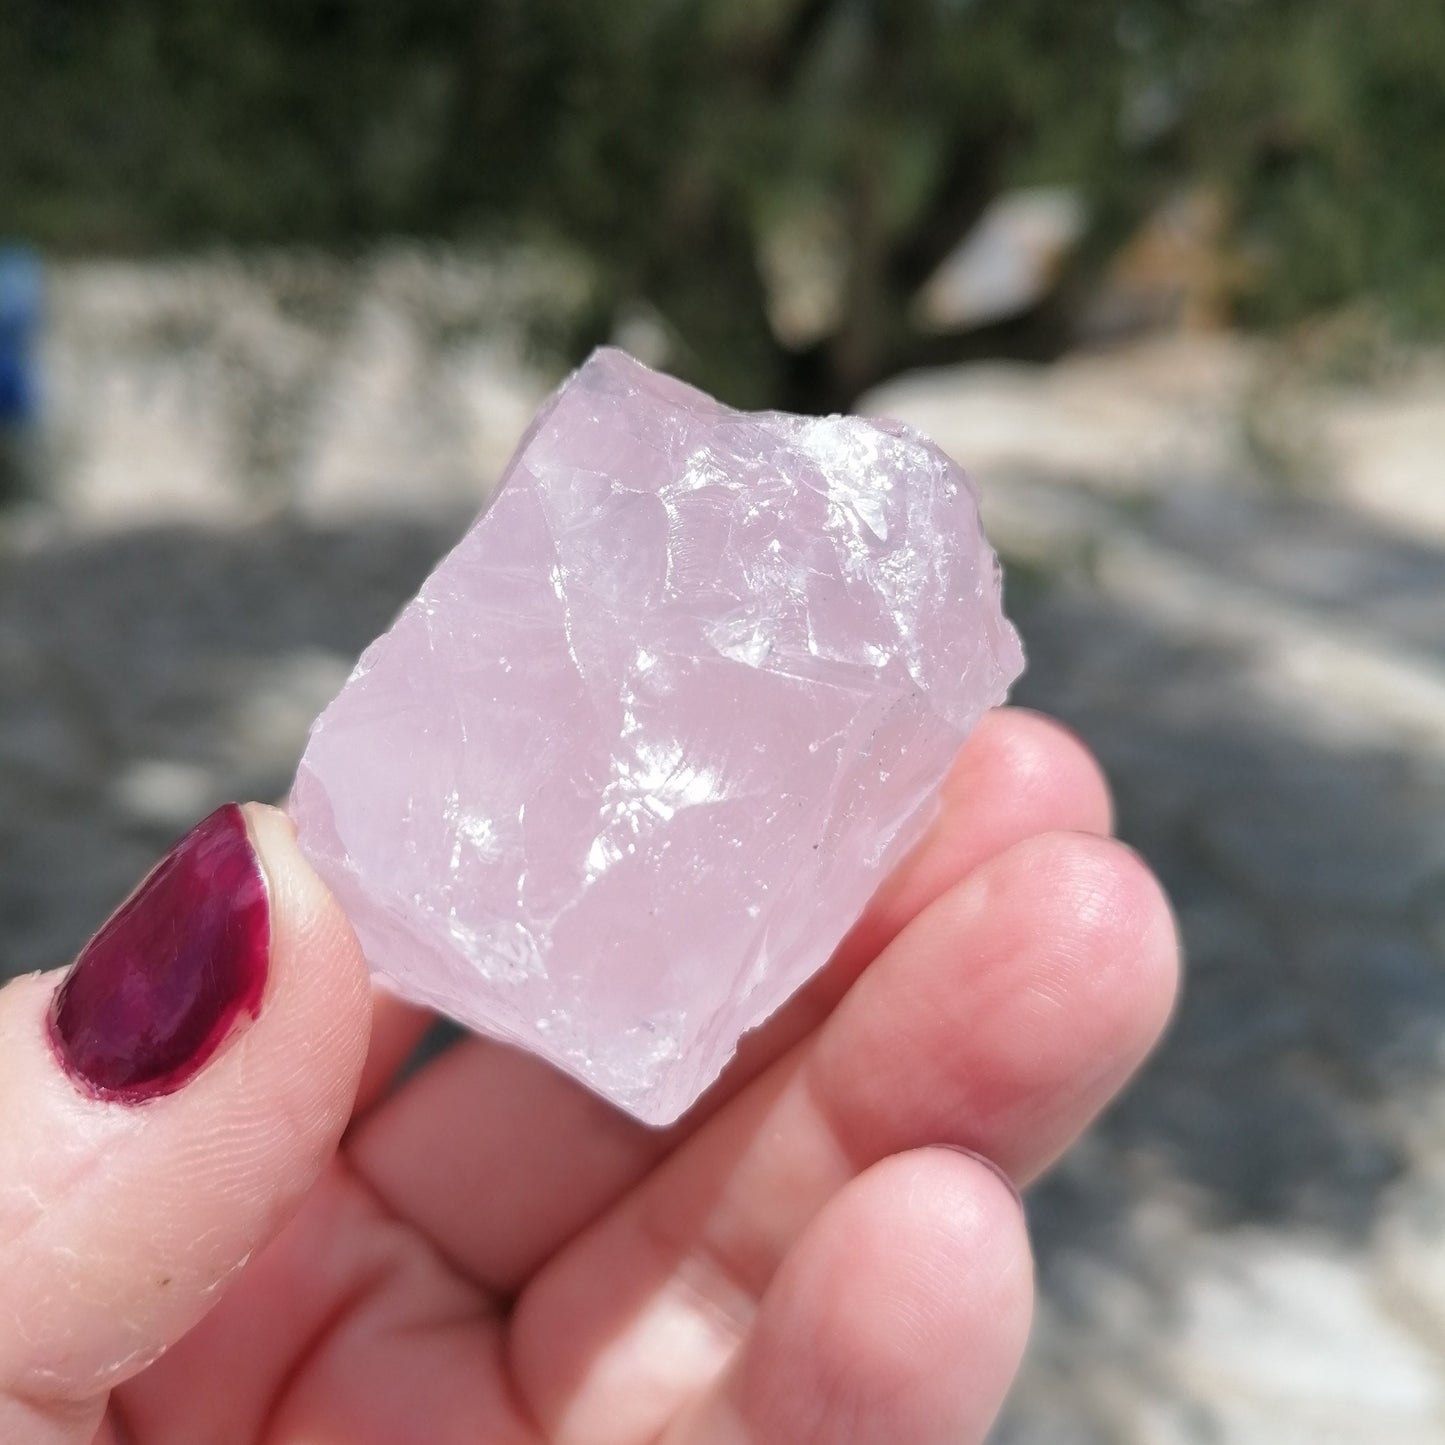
[243,797,373,1083]
[241,798,294,836]
[0,802,374,1412]
[947,708,1114,837]
[243,801,367,988]
[840,710,1116,982]
[705,1148,1033,1445]
[813,826,1180,1192]
[1008,831,1181,1046]
[827,1148,1034,1359]
[351,991,435,1117]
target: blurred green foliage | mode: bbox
[1204,0,1445,334]
[1,0,1442,406]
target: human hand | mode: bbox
[0,708,1178,1445]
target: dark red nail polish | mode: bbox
[48,804,270,1102]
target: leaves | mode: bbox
[0,0,1438,400]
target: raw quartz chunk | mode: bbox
[291,348,1024,1124]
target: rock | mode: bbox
[292,348,1022,1123]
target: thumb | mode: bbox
[0,802,372,1445]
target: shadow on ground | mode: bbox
[998,481,1445,1440]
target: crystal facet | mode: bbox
[291,348,1024,1124]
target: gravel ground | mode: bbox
[3,254,1444,1442]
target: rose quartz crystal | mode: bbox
[291,348,1023,1124]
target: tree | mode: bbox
[2,0,1441,410]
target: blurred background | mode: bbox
[2,2,1445,1439]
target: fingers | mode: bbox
[0,804,372,1445]
[663,1150,1032,1445]
[809,831,1179,1183]
[351,990,433,1116]
[345,708,1112,1295]
[825,707,1113,989]
[711,708,1114,1094]
[507,831,1178,1440]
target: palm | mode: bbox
[106,712,1175,1445]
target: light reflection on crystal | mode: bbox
[291,348,1023,1124]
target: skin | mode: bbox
[0,708,1179,1445]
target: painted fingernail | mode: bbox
[48,804,270,1102]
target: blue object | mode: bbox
[0,246,43,426]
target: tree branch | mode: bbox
[765,0,848,93]
[885,116,1018,298]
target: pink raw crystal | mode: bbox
[291,348,1023,1124]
